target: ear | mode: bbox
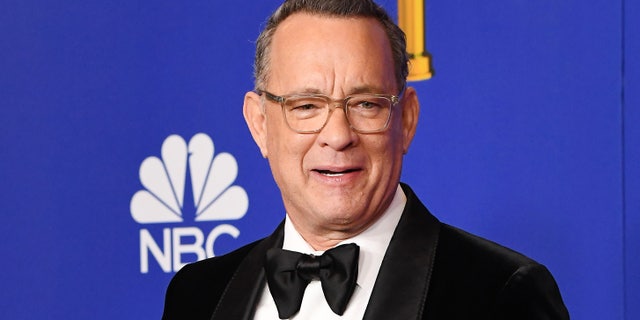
[399,86,420,154]
[243,91,269,158]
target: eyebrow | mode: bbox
[349,85,387,95]
[292,88,323,95]
[286,85,388,96]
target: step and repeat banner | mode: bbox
[1,1,637,319]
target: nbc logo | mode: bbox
[131,133,248,273]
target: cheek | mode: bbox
[266,123,313,170]
[387,117,408,153]
[368,131,405,169]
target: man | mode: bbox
[163,0,570,319]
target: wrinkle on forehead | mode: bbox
[267,13,397,98]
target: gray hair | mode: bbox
[253,0,409,93]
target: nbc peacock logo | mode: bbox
[131,133,249,273]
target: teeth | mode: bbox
[317,169,352,176]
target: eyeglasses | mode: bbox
[257,90,400,134]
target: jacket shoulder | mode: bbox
[439,223,538,270]
[425,224,569,319]
[162,239,262,320]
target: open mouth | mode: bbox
[314,169,360,177]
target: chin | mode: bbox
[320,208,368,226]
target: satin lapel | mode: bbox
[210,222,284,320]
[363,184,441,320]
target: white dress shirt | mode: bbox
[253,185,407,320]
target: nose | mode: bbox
[316,107,358,150]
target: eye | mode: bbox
[350,98,384,112]
[285,97,326,119]
[355,100,381,109]
[291,103,321,111]
[348,96,390,120]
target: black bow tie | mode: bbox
[264,243,360,319]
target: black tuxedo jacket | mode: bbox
[163,184,569,319]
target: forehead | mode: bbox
[267,13,397,94]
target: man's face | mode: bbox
[244,13,419,242]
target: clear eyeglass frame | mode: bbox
[257,89,400,134]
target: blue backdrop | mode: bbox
[1,1,637,319]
